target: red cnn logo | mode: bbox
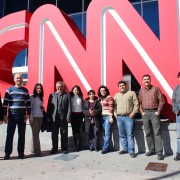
[0,0,179,120]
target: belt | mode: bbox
[102,115,109,117]
[117,114,129,117]
[144,108,158,111]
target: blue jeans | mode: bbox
[102,116,111,151]
[176,115,180,153]
[116,116,135,153]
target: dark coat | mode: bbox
[47,92,71,122]
[83,99,102,133]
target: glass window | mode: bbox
[130,0,141,3]
[70,13,83,34]
[143,1,159,39]
[132,4,142,16]
[0,0,4,18]
[83,13,87,37]
[84,0,91,11]
[57,0,82,14]
[13,49,28,67]
[4,0,28,15]
[30,0,56,13]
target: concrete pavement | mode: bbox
[0,123,180,180]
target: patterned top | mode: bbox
[3,86,31,116]
[138,85,164,113]
[100,95,114,116]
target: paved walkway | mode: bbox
[0,124,180,180]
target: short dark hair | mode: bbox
[177,72,180,78]
[142,74,151,80]
[98,85,110,98]
[118,80,126,86]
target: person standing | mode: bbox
[30,83,44,157]
[172,72,180,161]
[138,74,165,160]
[114,80,139,158]
[98,85,114,154]
[0,94,3,124]
[83,90,102,151]
[70,85,84,152]
[47,81,71,154]
[3,73,31,159]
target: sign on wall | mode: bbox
[0,0,179,120]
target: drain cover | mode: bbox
[54,154,79,161]
[145,162,168,172]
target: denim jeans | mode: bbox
[116,116,135,153]
[176,114,180,153]
[102,116,111,151]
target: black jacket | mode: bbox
[47,92,71,122]
[83,99,102,133]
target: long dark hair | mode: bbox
[33,83,44,101]
[70,85,83,98]
[98,85,110,98]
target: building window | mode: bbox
[4,0,29,15]
[130,0,159,39]
[0,0,5,18]
[13,49,28,67]
[29,0,56,13]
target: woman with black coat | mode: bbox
[83,90,102,151]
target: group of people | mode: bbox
[0,73,180,162]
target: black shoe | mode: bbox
[130,152,136,158]
[50,149,58,154]
[4,154,10,160]
[119,150,128,155]
[18,154,26,159]
[146,151,156,156]
[35,153,41,157]
[95,148,99,152]
[89,148,94,152]
[62,151,68,154]
[157,154,164,160]
[101,150,108,154]
[174,153,180,161]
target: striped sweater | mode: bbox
[100,95,114,116]
[3,86,31,116]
